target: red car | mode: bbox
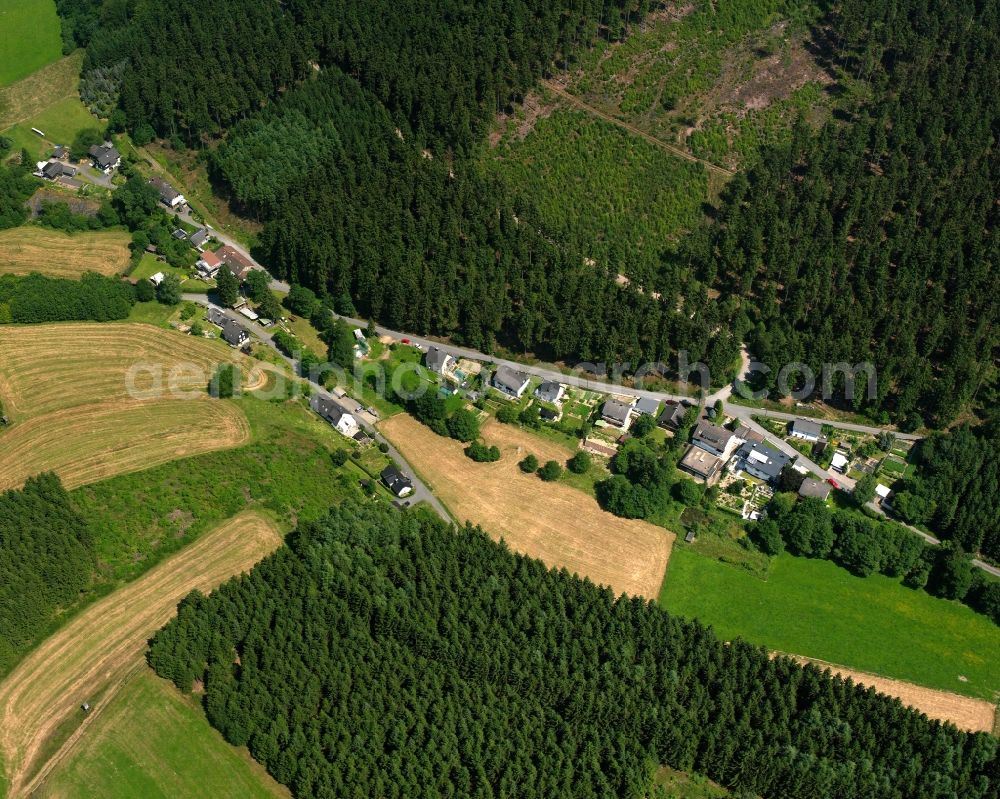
[827,478,840,490]
[401,338,411,344]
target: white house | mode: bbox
[789,418,823,443]
[831,452,849,472]
[149,272,165,286]
[310,395,359,438]
[492,365,530,399]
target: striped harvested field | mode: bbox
[0,228,131,278]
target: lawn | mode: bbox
[3,95,102,161]
[0,52,82,131]
[0,0,62,87]
[37,669,286,799]
[660,548,1000,702]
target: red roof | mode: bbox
[199,251,222,267]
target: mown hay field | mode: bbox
[0,322,269,491]
[0,52,83,130]
[380,414,673,598]
[0,398,250,491]
[0,512,283,798]
[0,228,132,279]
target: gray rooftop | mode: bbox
[791,418,823,438]
[493,365,529,394]
[798,477,832,500]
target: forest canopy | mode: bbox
[148,501,1000,799]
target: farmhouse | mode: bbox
[425,346,454,376]
[310,395,360,437]
[679,446,725,484]
[197,250,222,279]
[215,246,255,281]
[601,398,635,429]
[492,365,530,399]
[691,421,735,457]
[534,381,565,404]
[220,319,249,347]
[657,400,689,431]
[88,142,121,173]
[634,397,660,416]
[380,464,414,498]
[149,176,186,209]
[798,477,832,501]
[790,418,823,442]
[735,441,791,484]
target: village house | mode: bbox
[691,420,735,457]
[734,440,791,485]
[491,365,530,399]
[534,381,565,404]
[215,246,255,282]
[679,446,725,484]
[634,397,660,417]
[789,418,823,443]
[798,477,832,501]
[830,451,849,473]
[381,464,414,498]
[310,395,360,438]
[601,398,635,429]
[732,424,766,446]
[88,142,121,173]
[657,400,689,431]
[220,319,249,348]
[171,228,187,241]
[188,228,209,249]
[148,176,187,209]
[206,307,228,327]
[36,160,76,180]
[197,250,222,279]
[149,272,165,287]
[425,346,455,377]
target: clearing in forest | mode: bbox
[380,414,673,598]
[0,512,284,799]
[0,227,131,278]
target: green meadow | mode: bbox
[0,0,63,87]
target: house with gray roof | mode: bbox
[40,160,76,180]
[220,319,249,347]
[798,477,832,501]
[310,395,359,438]
[492,365,530,399]
[657,400,689,431]
[425,346,454,376]
[534,381,565,404]
[691,421,735,457]
[735,441,791,484]
[601,398,635,429]
[381,464,414,498]
[789,418,823,442]
[149,176,186,209]
[88,142,121,173]
[188,228,209,249]
[634,397,660,416]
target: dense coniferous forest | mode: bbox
[682,0,1000,423]
[0,272,135,324]
[149,502,999,799]
[0,474,94,673]
[61,0,999,420]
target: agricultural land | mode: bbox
[0,227,131,278]
[379,413,673,598]
[0,512,283,798]
[0,0,63,88]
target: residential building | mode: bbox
[149,272,165,286]
[798,478,831,501]
[88,142,121,173]
[582,438,617,458]
[197,250,222,279]
[691,421,735,457]
[149,176,186,209]
[830,451,849,472]
[425,346,455,376]
[789,418,823,443]
[171,228,187,241]
[539,406,560,422]
[310,395,359,438]
[601,398,635,429]
[735,441,791,484]
[220,319,249,347]
[207,307,227,327]
[214,246,255,281]
[188,228,209,249]
[679,446,725,484]
[39,160,76,180]
[381,465,414,498]
[657,400,688,431]
[492,365,530,399]
[634,397,660,416]
[732,424,765,445]
[534,381,565,404]
[875,483,892,502]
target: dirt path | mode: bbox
[784,654,997,733]
[0,512,283,798]
[543,79,735,178]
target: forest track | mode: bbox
[542,80,736,178]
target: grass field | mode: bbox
[0,512,283,798]
[660,548,1000,706]
[0,52,82,131]
[37,669,287,799]
[380,413,673,597]
[3,95,102,161]
[0,398,250,491]
[0,0,63,88]
[0,227,131,278]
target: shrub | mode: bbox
[519,454,538,473]
[567,450,591,474]
[538,460,562,481]
[465,442,500,462]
